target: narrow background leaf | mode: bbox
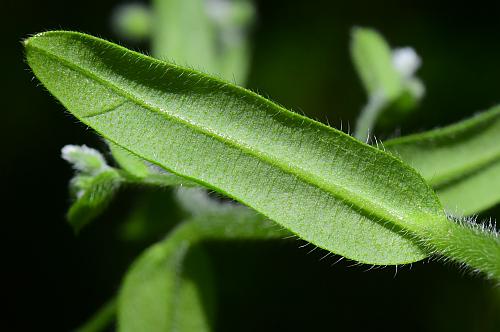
[118,191,285,332]
[386,105,500,215]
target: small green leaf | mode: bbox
[112,3,152,42]
[118,196,284,332]
[152,0,254,84]
[109,143,197,188]
[152,0,218,73]
[61,144,121,231]
[67,170,122,232]
[351,28,424,140]
[118,237,214,332]
[386,105,500,216]
[351,27,403,100]
[109,142,151,178]
[64,143,193,232]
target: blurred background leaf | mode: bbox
[350,27,425,140]
[386,105,500,216]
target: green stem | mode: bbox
[417,219,500,282]
[354,92,387,141]
[118,169,197,188]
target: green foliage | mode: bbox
[25,31,438,264]
[351,27,403,101]
[109,143,196,188]
[386,105,500,216]
[119,229,215,332]
[151,0,254,84]
[67,170,123,232]
[351,27,424,140]
[61,144,122,231]
[63,142,196,232]
[23,5,500,329]
[112,3,152,41]
[109,142,152,179]
[118,188,285,332]
[117,190,181,243]
[25,32,500,280]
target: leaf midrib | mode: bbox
[30,42,425,231]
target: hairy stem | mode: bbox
[414,219,500,281]
[354,92,387,141]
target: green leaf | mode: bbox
[350,27,403,101]
[151,0,254,84]
[25,32,500,279]
[119,238,214,332]
[351,28,424,140]
[109,142,152,178]
[152,0,218,73]
[118,195,284,332]
[60,144,122,231]
[206,0,255,84]
[64,142,194,232]
[67,170,123,232]
[25,31,444,264]
[385,105,500,216]
[112,3,152,42]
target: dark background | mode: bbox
[3,0,500,331]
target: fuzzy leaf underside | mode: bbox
[386,106,500,215]
[25,31,450,264]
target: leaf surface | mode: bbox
[386,106,500,215]
[24,31,451,264]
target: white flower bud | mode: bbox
[61,145,110,176]
[392,47,421,79]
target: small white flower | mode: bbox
[392,47,421,79]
